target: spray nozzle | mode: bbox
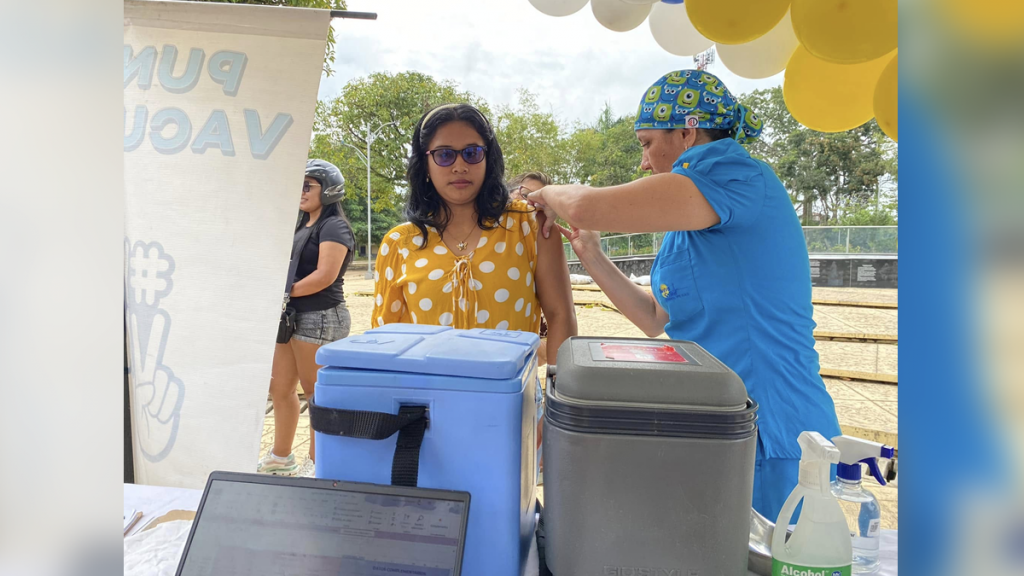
[832,435,896,486]
[799,431,841,464]
[797,431,840,494]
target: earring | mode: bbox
[426,175,431,182]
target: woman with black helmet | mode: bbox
[259,159,356,477]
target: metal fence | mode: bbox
[564,226,897,262]
[802,226,898,255]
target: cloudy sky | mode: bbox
[319,0,784,125]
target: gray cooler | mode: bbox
[543,337,758,576]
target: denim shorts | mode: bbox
[292,302,351,346]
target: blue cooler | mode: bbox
[311,324,541,576]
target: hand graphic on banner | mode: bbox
[126,239,184,463]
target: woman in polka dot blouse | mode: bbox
[372,103,577,363]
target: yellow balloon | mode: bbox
[873,53,898,141]
[783,46,892,133]
[685,0,791,45]
[792,0,898,64]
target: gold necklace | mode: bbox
[444,227,475,252]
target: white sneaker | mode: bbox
[297,458,316,478]
[257,452,298,476]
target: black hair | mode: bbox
[405,103,511,245]
[697,128,734,143]
[297,202,349,229]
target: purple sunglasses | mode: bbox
[425,146,488,167]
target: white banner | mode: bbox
[124,0,330,488]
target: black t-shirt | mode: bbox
[289,215,355,313]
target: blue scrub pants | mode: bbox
[753,438,837,524]
[753,452,801,523]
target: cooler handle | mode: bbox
[308,400,428,487]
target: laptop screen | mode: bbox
[178,476,469,576]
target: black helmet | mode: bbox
[305,159,345,205]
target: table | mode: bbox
[124,483,202,538]
[124,483,896,576]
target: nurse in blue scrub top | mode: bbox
[527,70,842,521]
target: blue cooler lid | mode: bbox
[315,324,540,383]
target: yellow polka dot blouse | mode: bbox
[372,201,542,332]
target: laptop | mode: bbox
[175,471,471,576]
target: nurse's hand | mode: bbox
[526,194,558,240]
[525,186,572,239]
[556,224,601,263]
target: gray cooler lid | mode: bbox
[553,337,749,411]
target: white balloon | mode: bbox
[592,0,652,32]
[528,0,590,17]
[648,1,713,56]
[716,10,799,79]
[619,0,659,4]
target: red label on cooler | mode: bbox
[599,344,688,363]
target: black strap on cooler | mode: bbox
[390,406,429,487]
[308,400,429,487]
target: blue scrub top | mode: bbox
[650,139,841,460]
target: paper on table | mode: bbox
[124,509,143,535]
[140,510,196,533]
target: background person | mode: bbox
[509,171,555,366]
[259,159,356,478]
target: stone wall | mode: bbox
[810,256,898,289]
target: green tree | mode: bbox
[564,104,644,188]
[335,195,404,261]
[191,0,347,77]
[776,121,891,225]
[743,87,801,167]
[310,72,487,248]
[557,105,645,237]
[838,207,898,226]
[494,90,567,182]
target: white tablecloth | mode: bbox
[124,483,203,538]
[124,483,895,576]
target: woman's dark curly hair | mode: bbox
[405,103,511,245]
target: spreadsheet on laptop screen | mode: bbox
[178,480,467,576]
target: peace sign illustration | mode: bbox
[125,239,185,463]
